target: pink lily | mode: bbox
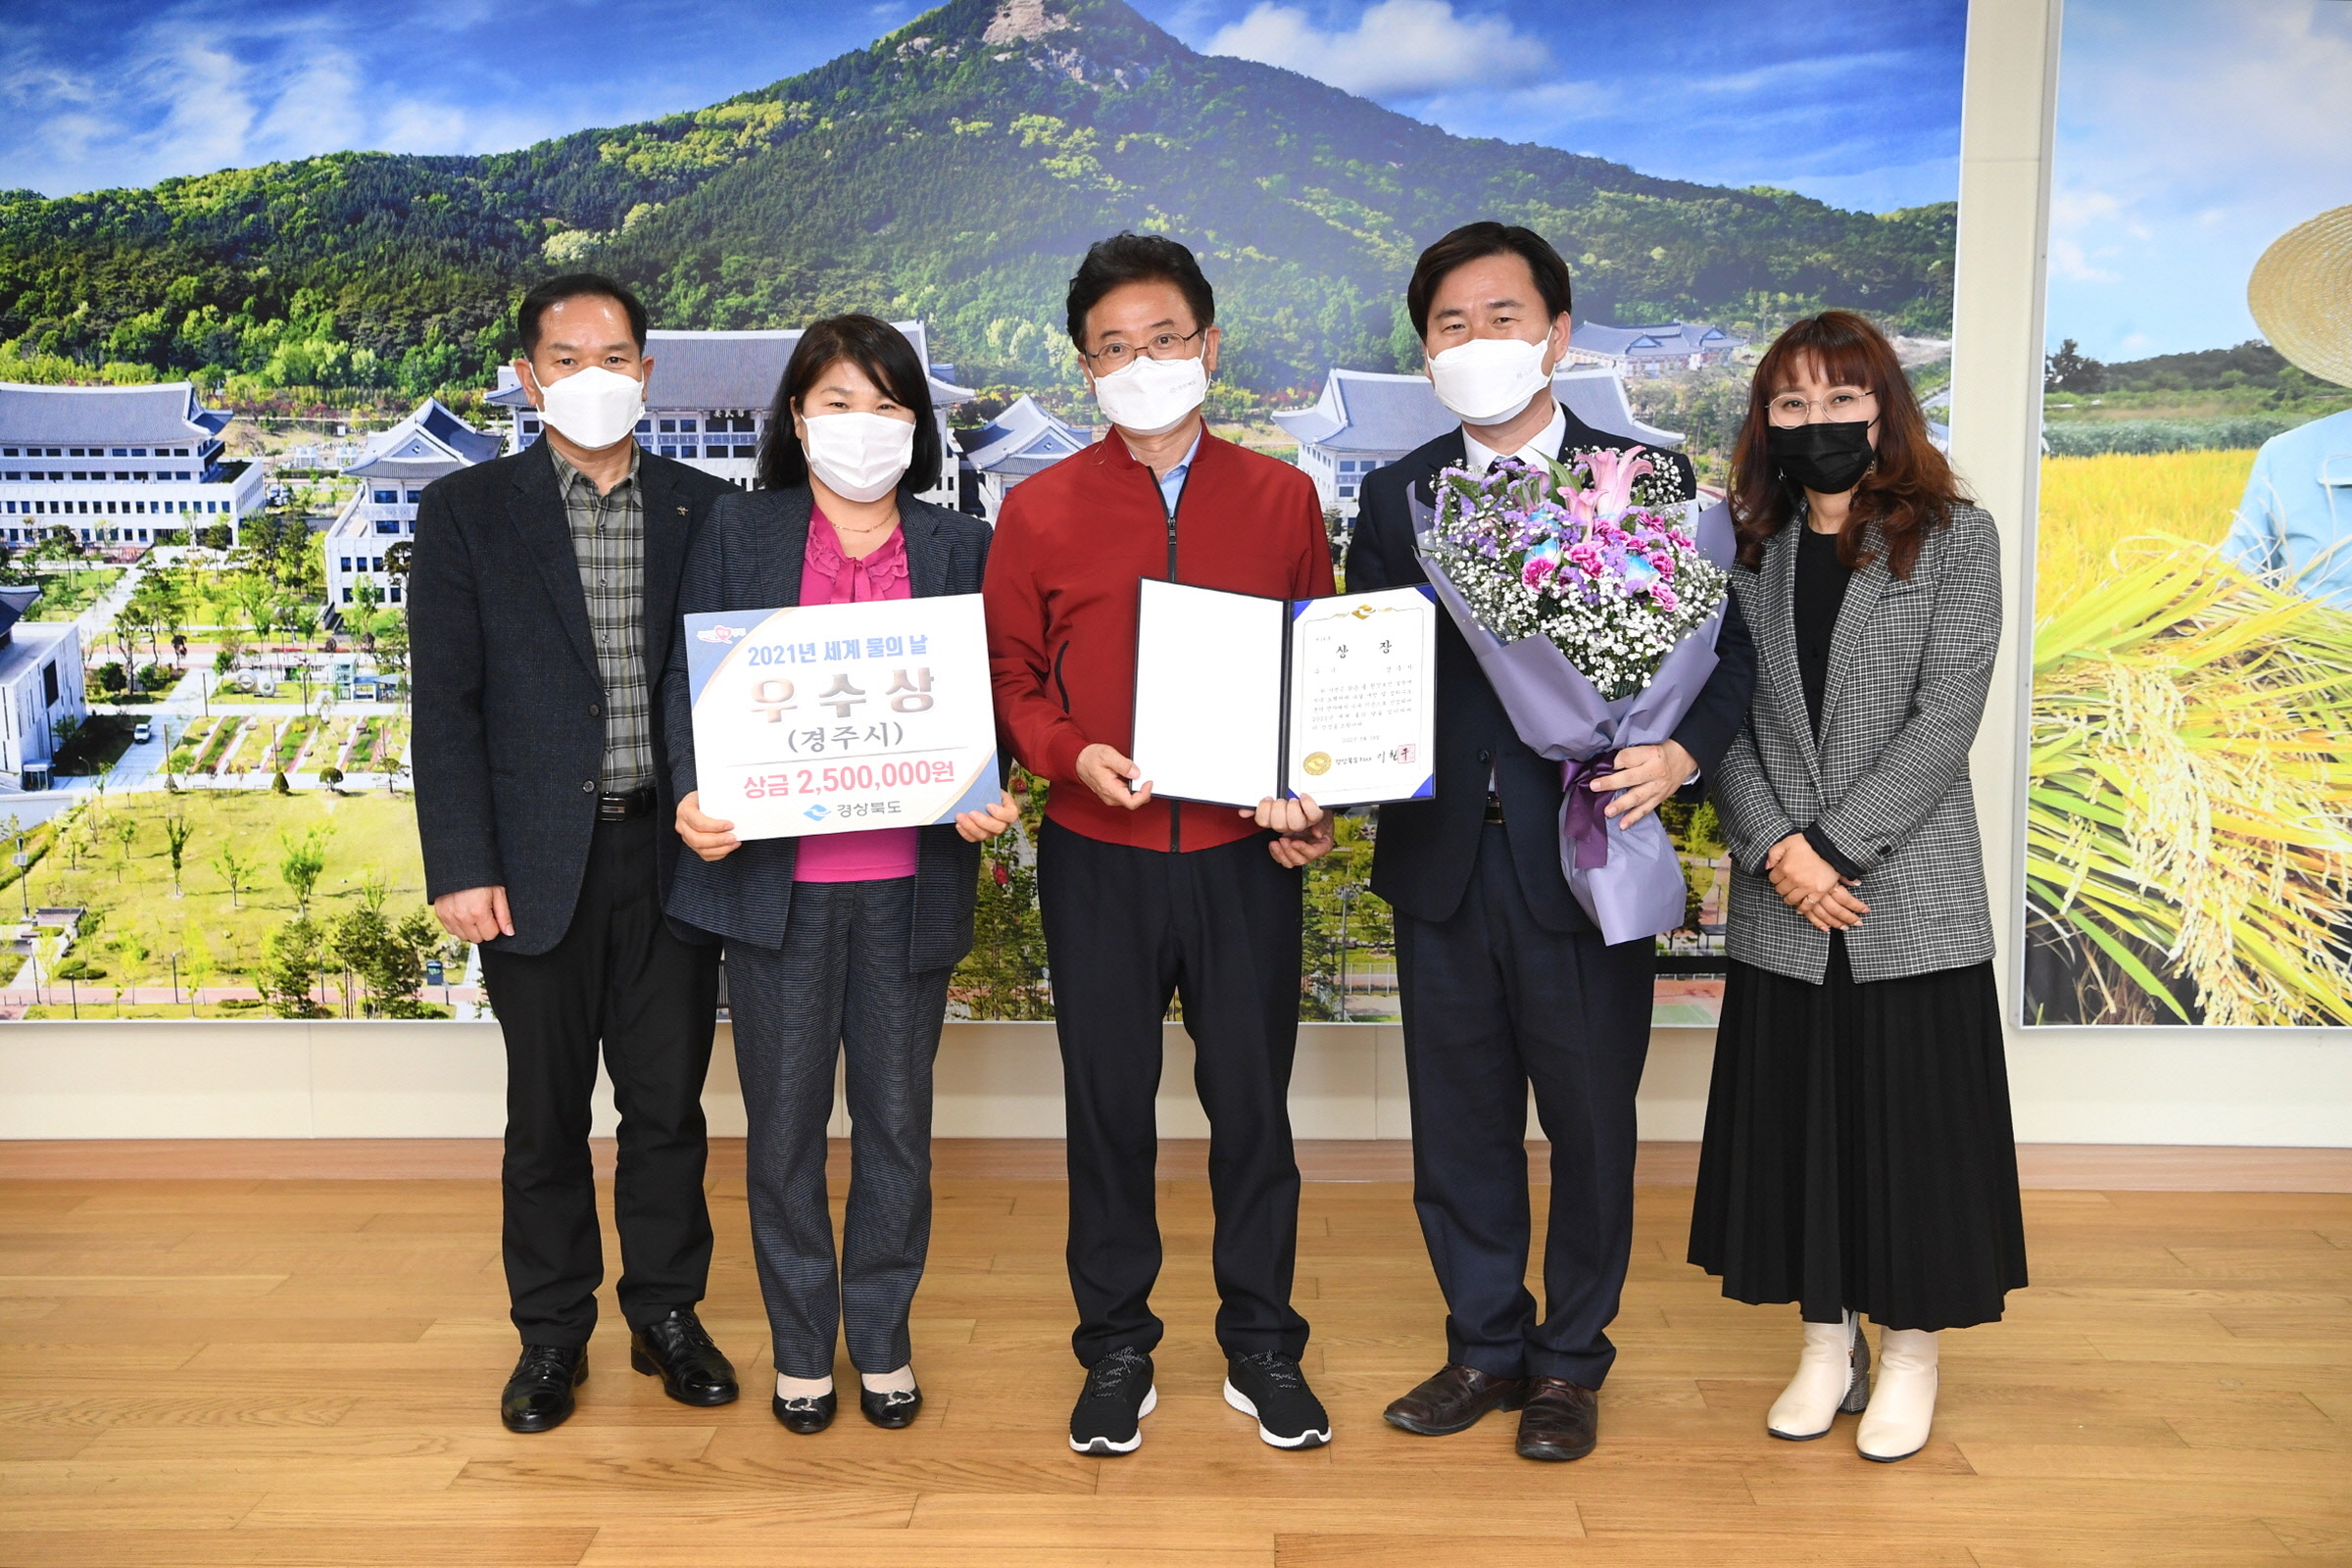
[1583,446,1655,520]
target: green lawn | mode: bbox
[24,567,122,621]
[14,788,437,1013]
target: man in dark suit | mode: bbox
[411,273,739,1434]
[1347,223,1756,1462]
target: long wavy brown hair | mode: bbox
[1730,310,1969,578]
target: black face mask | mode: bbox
[1766,418,1876,494]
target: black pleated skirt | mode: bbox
[1688,937,2028,1331]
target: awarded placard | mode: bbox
[683,594,1000,840]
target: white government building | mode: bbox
[486,324,973,510]
[1275,366,1684,517]
[0,382,265,547]
[322,399,504,613]
[0,582,85,791]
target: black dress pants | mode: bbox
[726,877,951,1381]
[1038,818,1310,1366]
[1395,824,1654,1389]
[478,815,721,1347]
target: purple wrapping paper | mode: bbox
[1409,491,1734,946]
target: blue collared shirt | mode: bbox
[2223,408,2352,610]
[1155,430,1202,516]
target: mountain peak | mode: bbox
[881,0,1187,86]
[981,0,1075,46]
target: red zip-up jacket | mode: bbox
[984,426,1335,853]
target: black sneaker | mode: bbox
[1225,1350,1331,1449]
[1068,1347,1156,1455]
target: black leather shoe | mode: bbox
[1383,1363,1530,1436]
[858,1385,923,1430]
[629,1308,738,1407]
[501,1345,587,1434]
[773,1391,837,1434]
[1516,1377,1598,1461]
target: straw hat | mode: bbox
[2247,204,2352,389]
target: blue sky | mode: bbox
[2046,0,2352,360]
[1,0,1966,211]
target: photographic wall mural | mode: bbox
[0,0,1969,1023]
[2021,0,2352,1027]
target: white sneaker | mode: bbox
[1856,1328,1938,1462]
[1766,1310,1870,1441]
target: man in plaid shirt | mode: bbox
[411,274,739,1436]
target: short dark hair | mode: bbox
[518,273,649,356]
[1065,232,1216,350]
[1404,222,1574,341]
[757,314,942,497]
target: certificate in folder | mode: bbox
[1130,579,1438,808]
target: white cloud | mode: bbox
[0,4,616,194]
[1204,0,1552,98]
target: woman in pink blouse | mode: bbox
[662,316,1015,1436]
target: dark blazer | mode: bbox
[659,485,992,973]
[1712,506,2002,985]
[410,438,733,956]
[1347,412,1757,935]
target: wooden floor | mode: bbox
[2,1142,2347,1566]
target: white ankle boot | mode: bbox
[1856,1327,1938,1461]
[1766,1310,1870,1441]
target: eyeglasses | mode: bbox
[1768,389,1879,426]
[1080,327,1205,371]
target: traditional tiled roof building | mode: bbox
[0,382,263,547]
[1275,367,1684,516]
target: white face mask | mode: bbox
[1428,335,1553,427]
[529,364,645,450]
[1091,351,1209,436]
[802,411,916,504]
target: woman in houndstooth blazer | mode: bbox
[1688,313,2027,1465]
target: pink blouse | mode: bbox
[791,509,922,883]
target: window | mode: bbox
[405,489,422,503]
[339,558,352,572]
[659,419,676,433]
[374,519,400,535]
[634,419,650,432]
[0,448,14,457]
[111,448,127,457]
[130,448,145,457]
[373,490,397,505]
[388,585,401,604]
[678,419,697,432]
[371,557,384,572]
[341,587,353,604]
[677,445,697,459]
[69,447,85,457]
[660,446,676,458]
[41,663,57,707]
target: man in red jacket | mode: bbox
[985,233,1337,1458]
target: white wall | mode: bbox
[1,0,2345,1149]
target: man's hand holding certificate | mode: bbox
[683,594,1001,840]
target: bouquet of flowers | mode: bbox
[1411,447,1734,943]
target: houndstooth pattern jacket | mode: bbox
[1711,503,2002,985]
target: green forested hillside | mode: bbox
[0,0,1954,400]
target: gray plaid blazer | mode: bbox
[658,484,992,972]
[1711,503,2002,984]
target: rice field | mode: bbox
[2027,447,2352,1027]
[2035,448,2251,615]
